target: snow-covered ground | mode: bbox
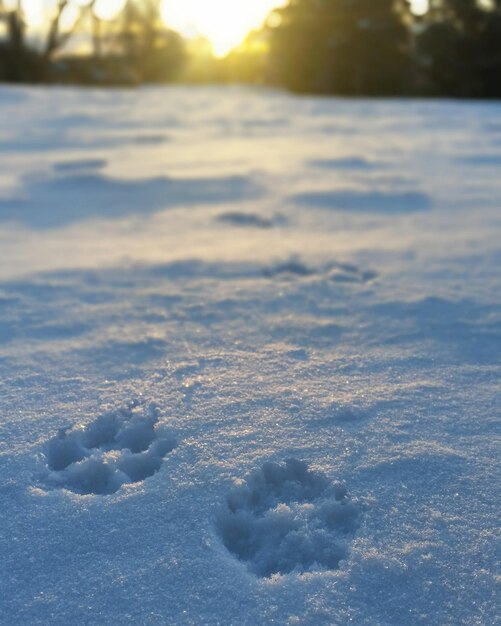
[0,86,499,625]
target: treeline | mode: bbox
[1,0,501,98]
[265,0,501,97]
[0,0,185,85]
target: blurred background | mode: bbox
[1,0,500,97]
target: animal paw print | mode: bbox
[44,402,176,495]
[217,459,361,578]
[263,257,377,284]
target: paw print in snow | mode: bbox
[218,459,361,578]
[44,402,176,495]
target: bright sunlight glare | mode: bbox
[93,0,127,21]
[410,0,429,16]
[160,0,287,57]
[160,0,433,56]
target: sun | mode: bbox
[160,0,287,57]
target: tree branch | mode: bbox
[45,0,69,58]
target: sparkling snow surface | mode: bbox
[0,86,499,625]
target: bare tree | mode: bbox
[0,0,25,51]
[0,0,95,59]
[45,0,96,59]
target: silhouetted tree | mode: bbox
[222,30,270,84]
[0,2,47,81]
[119,0,185,82]
[415,0,501,97]
[266,0,411,95]
[0,0,93,82]
[45,1,93,60]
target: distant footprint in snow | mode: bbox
[264,257,377,284]
[216,211,287,229]
[307,156,379,171]
[263,259,315,279]
[53,159,107,173]
[217,459,361,578]
[327,262,378,284]
[44,402,176,495]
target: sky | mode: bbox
[10,0,430,57]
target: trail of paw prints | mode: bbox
[263,257,377,284]
[44,402,176,495]
[217,459,361,578]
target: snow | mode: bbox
[0,85,500,625]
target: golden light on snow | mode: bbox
[160,0,287,57]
